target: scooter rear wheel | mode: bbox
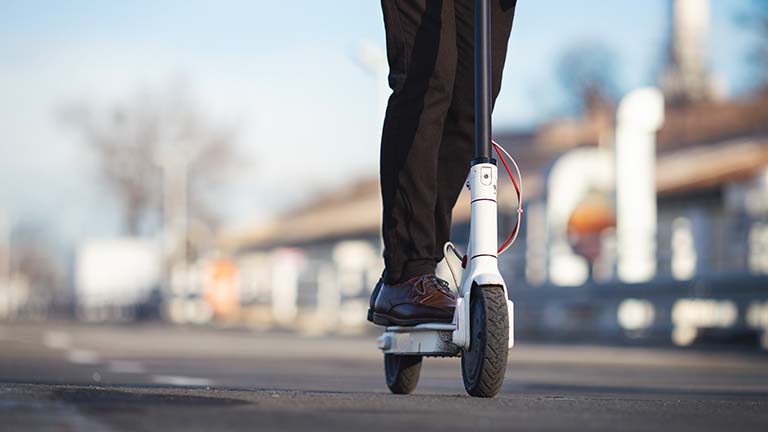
[384,354,422,394]
[461,285,509,397]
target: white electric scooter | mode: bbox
[377,0,522,398]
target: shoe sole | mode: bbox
[372,312,453,327]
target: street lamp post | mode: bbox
[0,211,11,318]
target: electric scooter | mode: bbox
[377,0,522,398]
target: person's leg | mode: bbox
[432,0,517,262]
[380,0,457,285]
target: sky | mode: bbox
[0,0,759,249]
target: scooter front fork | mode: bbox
[452,162,514,349]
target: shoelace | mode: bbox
[414,275,455,297]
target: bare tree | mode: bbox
[63,86,240,244]
[556,42,620,115]
[9,224,64,317]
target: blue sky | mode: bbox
[0,0,758,245]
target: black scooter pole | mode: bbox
[473,0,493,162]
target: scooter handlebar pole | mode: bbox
[473,0,492,162]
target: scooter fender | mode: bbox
[452,272,514,349]
[452,296,470,349]
[472,272,506,289]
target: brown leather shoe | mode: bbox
[372,275,456,326]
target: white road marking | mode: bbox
[107,360,145,374]
[65,349,101,365]
[43,331,72,350]
[151,375,213,387]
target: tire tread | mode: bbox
[385,354,422,394]
[462,285,509,397]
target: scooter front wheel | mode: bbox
[461,285,509,397]
[384,354,422,394]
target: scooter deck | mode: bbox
[377,323,461,357]
[385,323,456,332]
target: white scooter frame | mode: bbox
[377,163,514,355]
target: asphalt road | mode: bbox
[1,322,767,431]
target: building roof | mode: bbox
[657,137,768,194]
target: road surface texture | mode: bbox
[0,322,766,431]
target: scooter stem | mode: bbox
[474,0,492,162]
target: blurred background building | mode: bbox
[1,0,767,349]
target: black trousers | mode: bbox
[379,0,517,284]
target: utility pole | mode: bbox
[159,149,189,268]
[0,211,10,318]
[154,132,203,322]
[152,126,191,307]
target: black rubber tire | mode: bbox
[384,354,422,394]
[461,285,509,398]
